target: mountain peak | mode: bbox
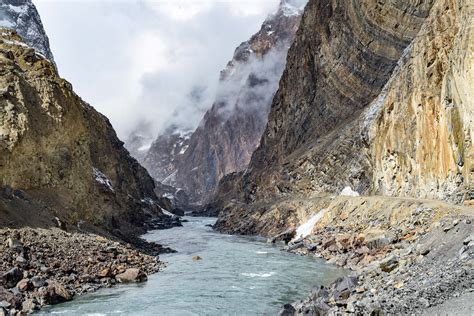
[0,0,55,64]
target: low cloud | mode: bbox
[33,0,280,139]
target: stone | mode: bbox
[38,282,72,305]
[98,268,112,278]
[6,238,22,250]
[21,298,38,313]
[278,303,296,316]
[380,255,399,273]
[53,217,67,231]
[192,256,202,261]
[30,276,46,288]
[115,268,147,283]
[0,307,6,316]
[267,228,296,244]
[16,279,31,292]
[364,231,394,250]
[418,297,430,308]
[1,267,23,288]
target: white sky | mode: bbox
[33,0,280,139]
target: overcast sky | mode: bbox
[33,0,280,140]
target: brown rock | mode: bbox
[16,279,31,292]
[115,268,147,283]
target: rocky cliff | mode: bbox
[213,0,473,313]
[0,29,170,237]
[0,0,55,64]
[214,0,473,220]
[141,0,305,204]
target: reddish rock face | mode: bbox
[141,1,305,204]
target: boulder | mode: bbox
[30,276,46,288]
[6,238,22,251]
[16,279,31,292]
[364,229,394,250]
[278,303,296,316]
[38,282,72,305]
[22,298,38,313]
[267,228,296,244]
[1,268,23,288]
[115,268,147,283]
[380,255,399,272]
[192,256,202,261]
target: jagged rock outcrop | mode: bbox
[213,0,473,226]
[0,29,169,237]
[141,0,305,204]
[142,125,192,183]
[0,0,55,64]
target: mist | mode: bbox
[33,0,281,140]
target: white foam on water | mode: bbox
[256,251,268,254]
[240,272,276,278]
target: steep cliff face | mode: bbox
[142,125,192,183]
[143,0,305,204]
[215,0,473,230]
[0,29,167,236]
[0,0,55,63]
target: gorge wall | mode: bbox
[215,0,473,230]
[0,29,168,237]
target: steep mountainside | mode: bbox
[142,0,306,204]
[0,29,170,238]
[214,0,473,216]
[212,0,473,313]
[0,0,55,63]
[142,125,192,182]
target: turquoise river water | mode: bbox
[40,217,345,315]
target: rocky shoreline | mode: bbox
[272,198,474,315]
[215,195,473,315]
[0,226,174,315]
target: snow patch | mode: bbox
[163,193,175,200]
[340,186,360,197]
[293,209,328,240]
[92,168,114,192]
[7,4,28,14]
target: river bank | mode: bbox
[216,195,474,315]
[0,227,170,315]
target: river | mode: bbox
[41,217,345,315]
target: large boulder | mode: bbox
[38,282,72,305]
[115,268,147,283]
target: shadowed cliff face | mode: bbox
[143,1,305,204]
[214,0,473,232]
[0,29,167,236]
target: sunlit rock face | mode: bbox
[0,29,168,235]
[142,0,306,204]
[0,0,55,64]
[213,0,473,230]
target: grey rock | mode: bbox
[1,267,23,288]
[380,255,399,273]
[279,303,296,316]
